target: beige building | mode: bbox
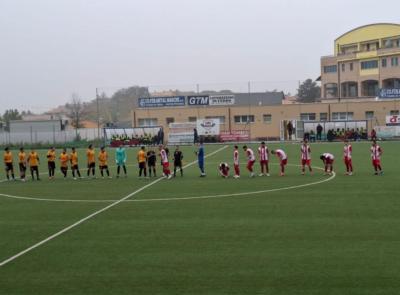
[133,99,400,140]
[321,23,400,99]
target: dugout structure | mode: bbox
[104,127,162,147]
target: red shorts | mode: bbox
[260,160,268,165]
[301,159,311,166]
[162,162,170,169]
[247,160,255,169]
[325,159,334,165]
[372,159,381,166]
[344,157,352,165]
[280,159,287,166]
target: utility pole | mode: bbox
[96,88,100,140]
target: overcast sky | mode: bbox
[0,0,399,113]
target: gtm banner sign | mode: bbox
[187,95,209,105]
[138,96,186,108]
[209,95,235,106]
[379,88,400,99]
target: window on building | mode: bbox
[391,57,399,66]
[349,63,353,71]
[361,60,378,70]
[263,114,272,124]
[332,112,354,121]
[300,113,316,121]
[166,117,175,125]
[365,111,374,120]
[384,39,393,48]
[234,115,254,124]
[205,116,225,124]
[320,113,328,121]
[382,58,387,68]
[324,65,337,73]
[138,118,158,127]
[341,63,345,72]
[188,116,197,122]
[390,110,399,115]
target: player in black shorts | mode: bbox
[147,149,157,177]
[173,146,183,177]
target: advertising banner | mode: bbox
[138,96,185,108]
[386,115,400,125]
[219,130,250,142]
[209,95,235,106]
[187,95,209,106]
[196,118,220,135]
[379,88,400,99]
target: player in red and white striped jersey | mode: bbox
[233,145,240,179]
[370,140,383,175]
[219,162,230,178]
[320,153,334,175]
[343,139,353,175]
[243,145,255,177]
[300,140,312,175]
[271,149,287,176]
[258,142,270,176]
[159,145,172,179]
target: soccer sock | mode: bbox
[92,168,95,176]
[31,170,34,179]
[77,170,81,177]
[117,166,120,175]
[153,168,156,176]
[36,170,39,179]
[173,167,176,176]
[106,169,110,177]
[72,170,75,178]
[144,168,147,177]
[100,169,104,177]
[281,165,285,174]
[309,166,312,172]
[6,174,9,180]
[378,165,382,171]
[123,166,127,175]
[87,169,90,176]
[180,167,183,176]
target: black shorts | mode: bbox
[174,162,182,167]
[30,166,38,172]
[61,166,68,171]
[48,161,56,170]
[72,164,79,170]
[147,161,155,167]
[99,165,108,170]
[88,162,95,169]
[19,163,26,172]
[139,162,146,169]
[5,163,13,171]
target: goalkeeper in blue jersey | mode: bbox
[115,144,127,177]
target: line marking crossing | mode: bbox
[0,165,335,203]
[0,145,228,267]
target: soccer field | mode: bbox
[0,142,399,295]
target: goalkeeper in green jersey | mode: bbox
[115,144,127,177]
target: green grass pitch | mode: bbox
[0,141,399,295]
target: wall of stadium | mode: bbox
[132,100,400,140]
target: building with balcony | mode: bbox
[320,23,400,100]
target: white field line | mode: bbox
[0,145,228,267]
[0,164,335,203]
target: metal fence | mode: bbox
[0,128,101,145]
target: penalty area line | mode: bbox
[0,145,228,267]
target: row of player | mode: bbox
[2,140,384,181]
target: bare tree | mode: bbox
[66,93,85,135]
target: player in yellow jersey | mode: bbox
[137,146,147,178]
[46,147,56,179]
[86,144,96,178]
[59,148,69,178]
[18,147,27,181]
[98,146,111,178]
[27,148,40,181]
[3,147,15,181]
[70,147,81,180]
